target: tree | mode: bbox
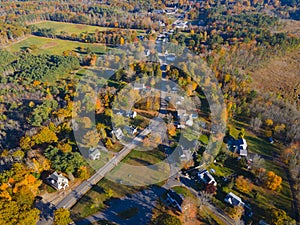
[32,127,58,145]
[251,154,265,173]
[76,166,90,180]
[198,191,211,210]
[154,213,182,225]
[235,176,253,193]
[264,171,282,191]
[54,208,72,225]
[227,205,244,222]
[205,183,217,195]
[82,130,99,148]
[250,117,262,133]
[167,124,177,137]
[267,208,296,225]
[20,136,34,150]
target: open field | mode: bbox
[33,21,145,35]
[4,36,108,55]
[33,21,111,35]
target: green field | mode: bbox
[33,21,145,35]
[71,178,141,220]
[5,36,108,55]
[33,21,111,35]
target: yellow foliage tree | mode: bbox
[264,171,282,191]
[167,124,177,137]
[265,119,274,127]
[235,176,253,193]
[32,127,58,145]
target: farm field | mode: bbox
[4,36,108,55]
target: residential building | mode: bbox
[224,192,244,206]
[112,128,124,140]
[166,189,184,212]
[197,170,217,186]
[88,147,101,160]
[46,172,69,190]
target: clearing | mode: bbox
[4,36,108,55]
[33,21,111,35]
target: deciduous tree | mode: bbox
[54,208,72,225]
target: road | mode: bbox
[36,127,152,225]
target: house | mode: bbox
[133,83,146,90]
[124,126,138,135]
[116,110,137,119]
[166,53,176,62]
[88,147,101,160]
[197,170,217,186]
[112,128,124,140]
[224,192,244,207]
[125,110,137,119]
[166,190,184,212]
[186,115,194,127]
[237,138,248,157]
[226,136,248,157]
[144,49,150,56]
[46,172,69,190]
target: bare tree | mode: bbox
[250,117,262,133]
[251,154,265,171]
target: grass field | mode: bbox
[33,21,145,35]
[5,36,108,55]
[33,21,111,35]
[71,178,141,220]
[106,148,170,186]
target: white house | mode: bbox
[224,192,244,207]
[186,115,194,127]
[124,126,138,135]
[46,172,69,190]
[112,128,124,140]
[125,110,137,119]
[133,83,146,90]
[88,147,101,160]
[197,170,217,186]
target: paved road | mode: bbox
[36,127,152,225]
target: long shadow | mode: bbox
[75,185,168,225]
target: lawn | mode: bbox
[106,148,170,186]
[33,21,111,35]
[5,36,108,55]
[71,178,141,220]
[171,186,195,199]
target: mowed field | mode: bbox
[5,36,108,55]
[33,21,111,35]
